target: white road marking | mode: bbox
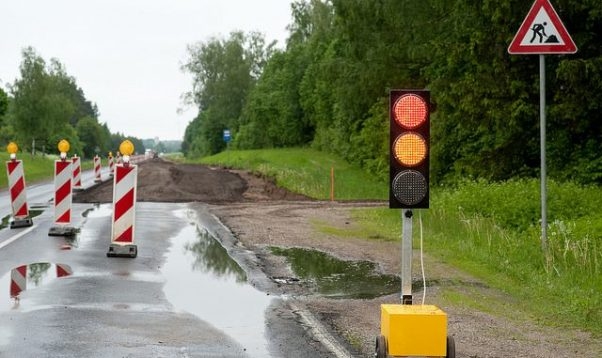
[0,226,36,250]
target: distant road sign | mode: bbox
[508,0,577,55]
[223,129,231,143]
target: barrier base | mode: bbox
[48,225,78,237]
[94,179,102,183]
[73,186,84,192]
[10,218,33,229]
[107,244,137,258]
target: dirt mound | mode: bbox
[73,158,307,204]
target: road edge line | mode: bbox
[0,226,36,250]
[290,302,354,358]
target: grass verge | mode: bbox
[0,152,96,189]
[196,148,387,200]
[198,147,602,336]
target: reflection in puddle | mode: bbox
[163,225,272,358]
[1,263,73,311]
[184,230,246,282]
[271,247,400,299]
[1,210,44,230]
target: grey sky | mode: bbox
[0,0,293,141]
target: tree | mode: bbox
[235,49,313,149]
[0,87,7,119]
[76,116,105,158]
[7,47,107,156]
[8,48,56,153]
[180,0,602,184]
[182,31,275,157]
[0,87,13,145]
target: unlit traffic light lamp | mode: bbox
[389,90,430,209]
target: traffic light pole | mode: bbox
[401,209,413,304]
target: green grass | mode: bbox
[0,152,96,189]
[0,153,58,188]
[197,147,602,336]
[197,148,387,200]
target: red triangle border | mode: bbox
[508,0,577,55]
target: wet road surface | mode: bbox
[0,198,343,357]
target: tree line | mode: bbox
[182,0,602,185]
[0,47,146,158]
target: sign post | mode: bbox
[508,0,577,254]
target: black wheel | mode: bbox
[375,335,387,358]
[446,335,456,358]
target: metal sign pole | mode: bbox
[401,209,413,304]
[539,54,548,254]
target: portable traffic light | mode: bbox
[389,90,430,208]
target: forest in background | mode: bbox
[0,47,148,158]
[181,0,602,185]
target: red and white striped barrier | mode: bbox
[72,155,83,190]
[56,263,73,278]
[93,155,102,183]
[10,265,27,299]
[6,159,33,228]
[48,159,76,236]
[108,154,115,176]
[107,159,138,258]
[10,263,72,304]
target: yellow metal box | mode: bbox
[381,304,447,357]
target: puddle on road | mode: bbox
[0,263,73,311]
[1,210,44,230]
[162,223,272,358]
[270,247,400,299]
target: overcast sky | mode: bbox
[0,0,293,141]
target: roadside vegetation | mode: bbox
[199,147,602,336]
[0,48,177,159]
[181,1,602,187]
[0,152,94,189]
[183,1,601,337]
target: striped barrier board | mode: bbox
[108,155,115,176]
[56,263,73,278]
[10,263,73,304]
[93,155,102,183]
[72,155,83,190]
[6,160,33,228]
[49,160,76,236]
[10,265,27,299]
[107,162,138,258]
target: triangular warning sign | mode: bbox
[508,0,577,54]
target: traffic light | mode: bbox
[389,90,430,209]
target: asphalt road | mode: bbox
[0,167,342,357]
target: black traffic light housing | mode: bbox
[389,89,430,209]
